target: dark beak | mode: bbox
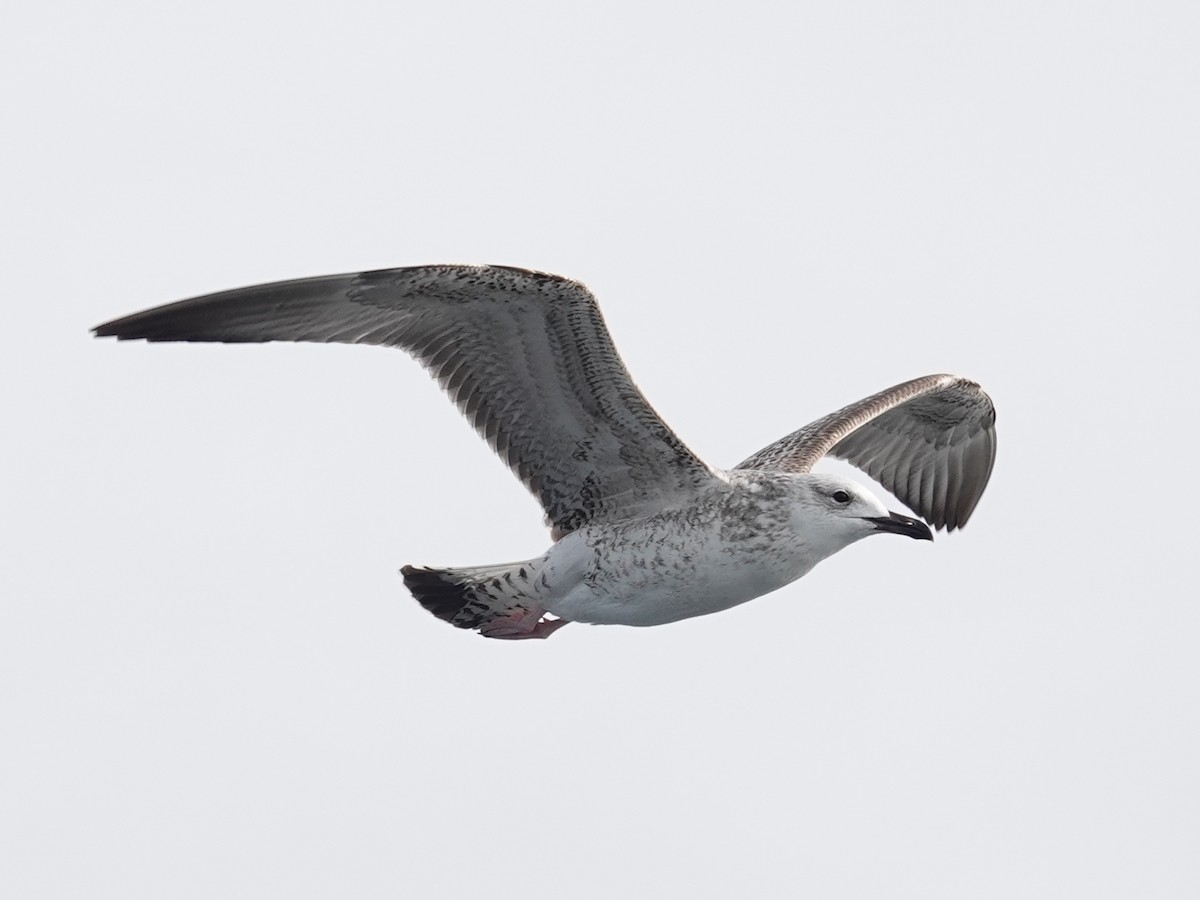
[864,511,934,541]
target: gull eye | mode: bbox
[832,490,852,504]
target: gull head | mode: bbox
[787,473,933,558]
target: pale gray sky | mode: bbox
[4,2,1198,897]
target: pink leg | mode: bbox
[479,608,570,640]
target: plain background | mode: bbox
[3,2,1198,897]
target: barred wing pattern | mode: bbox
[736,375,996,530]
[94,265,717,539]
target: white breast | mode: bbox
[539,509,817,627]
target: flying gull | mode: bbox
[93,265,996,640]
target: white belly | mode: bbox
[539,517,818,627]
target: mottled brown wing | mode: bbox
[735,374,996,530]
[94,265,717,538]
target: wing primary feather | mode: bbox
[936,450,952,529]
[943,443,966,531]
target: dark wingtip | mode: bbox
[91,312,169,342]
[92,323,133,340]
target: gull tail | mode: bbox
[402,560,548,633]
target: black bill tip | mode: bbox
[864,511,934,542]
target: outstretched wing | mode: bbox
[94,265,717,538]
[735,374,996,530]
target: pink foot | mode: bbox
[480,610,570,640]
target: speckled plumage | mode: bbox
[539,471,814,626]
[93,264,996,639]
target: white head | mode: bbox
[786,473,933,562]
